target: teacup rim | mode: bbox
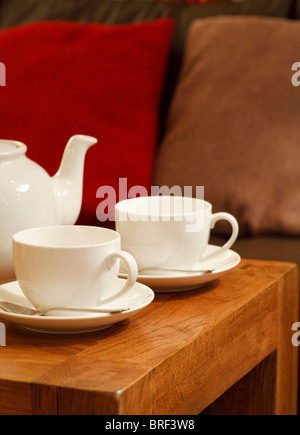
[12,225,120,249]
[115,196,211,218]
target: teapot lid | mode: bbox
[0,140,27,159]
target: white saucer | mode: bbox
[119,245,241,292]
[0,278,154,334]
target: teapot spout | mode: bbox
[51,135,98,225]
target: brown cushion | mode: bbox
[154,16,300,236]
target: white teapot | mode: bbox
[0,134,98,283]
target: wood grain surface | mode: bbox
[0,260,298,415]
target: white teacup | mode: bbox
[115,196,239,271]
[12,226,138,312]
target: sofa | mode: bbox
[0,0,299,412]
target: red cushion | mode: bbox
[0,20,174,226]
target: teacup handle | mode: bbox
[202,212,239,261]
[103,251,138,303]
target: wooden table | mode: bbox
[0,259,298,415]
